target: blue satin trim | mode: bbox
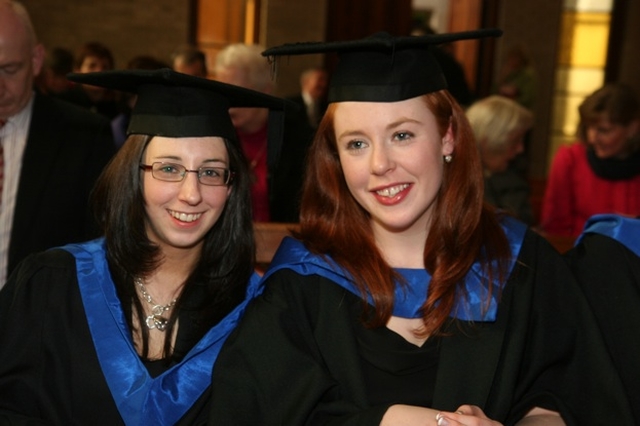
[576,214,640,257]
[63,239,262,426]
[264,216,526,322]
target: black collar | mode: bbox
[587,147,640,180]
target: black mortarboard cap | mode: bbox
[262,29,502,103]
[66,68,288,142]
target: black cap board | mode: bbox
[262,29,502,103]
[67,68,288,142]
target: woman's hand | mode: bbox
[435,406,564,426]
[380,404,500,426]
[381,405,441,426]
[435,405,502,426]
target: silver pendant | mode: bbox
[145,314,169,331]
[151,304,167,316]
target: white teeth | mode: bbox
[376,184,409,197]
[170,211,202,223]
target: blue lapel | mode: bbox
[264,216,526,321]
[577,214,640,257]
[63,239,262,426]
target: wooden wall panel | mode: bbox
[195,0,259,70]
[197,0,245,45]
[447,0,483,92]
[323,0,412,73]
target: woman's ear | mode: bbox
[441,122,455,156]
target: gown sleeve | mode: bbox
[564,233,640,423]
[209,270,392,425]
[0,249,226,426]
[0,250,122,425]
[468,231,634,424]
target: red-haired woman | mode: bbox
[209,31,634,425]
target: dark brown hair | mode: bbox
[90,134,255,359]
[74,41,115,70]
[578,83,640,145]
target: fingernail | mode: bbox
[437,415,449,426]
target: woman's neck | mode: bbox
[373,225,428,269]
[142,246,200,303]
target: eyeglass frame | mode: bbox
[139,162,235,186]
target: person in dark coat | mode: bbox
[286,67,329,130]
[0,0,115,286]
[207,30,634,425]
[564,213,640,424]
[467,95,535,225]
[0,67,289,425]
[57,41,120,120]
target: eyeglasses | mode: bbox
[139,162,234,186]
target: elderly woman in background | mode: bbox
[542,83,640,237]
[466,95,535,224]
[213,43,314,223]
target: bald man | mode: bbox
[0,0,115,286]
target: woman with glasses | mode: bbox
[0,68,287,425]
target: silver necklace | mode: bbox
[135,277,176,332]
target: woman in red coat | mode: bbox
[541,83,640,237]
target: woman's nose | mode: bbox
[178,171,203,204]
[370,143,395,175]
[586,127,598,145]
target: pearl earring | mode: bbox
[444,154,453,163]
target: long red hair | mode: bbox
[297,90,511,336]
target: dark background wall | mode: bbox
[23,0,190,68]
[495,0,563,178]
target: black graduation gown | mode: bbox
[209,230,634,425]
[564,232,640,424]
[0,249,210,426]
